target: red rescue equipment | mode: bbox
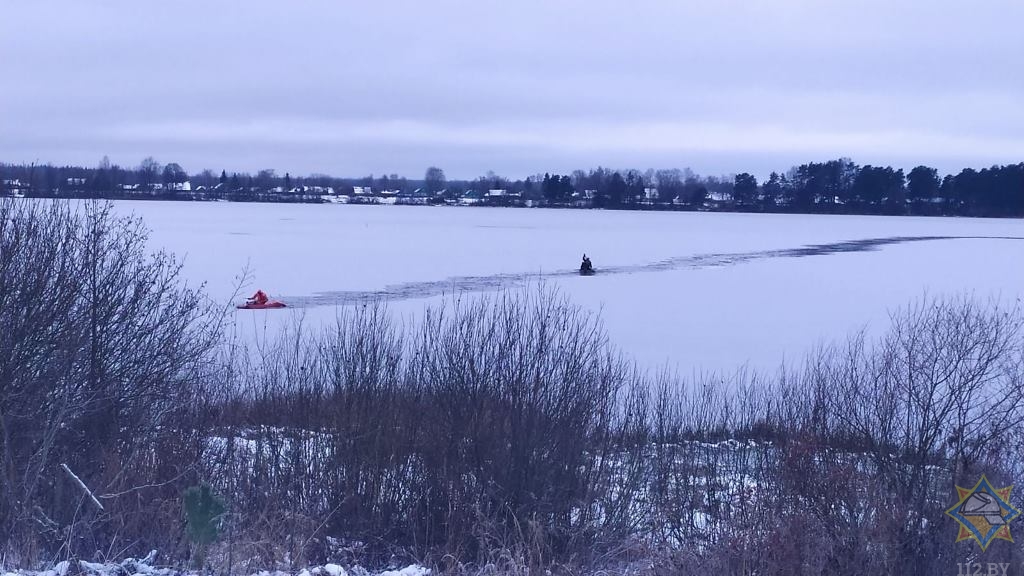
[238,289,287,309]
[237,301,287,310]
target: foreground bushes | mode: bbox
[186,295,1024,574]
[2,199,1022,575]
[208,292,639,569]
[0,200,219,561]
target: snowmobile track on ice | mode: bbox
[278,235,1024,308]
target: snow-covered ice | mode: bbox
[112,201,1024,373]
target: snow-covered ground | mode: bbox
[113,201,1024,373]
[0,555,429,576]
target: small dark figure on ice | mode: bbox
[580,254,594,275]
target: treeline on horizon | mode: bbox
[3,156,1024,217]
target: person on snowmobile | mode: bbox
[248,289,269,306]
[580,254,593,273]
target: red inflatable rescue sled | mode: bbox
[237,301,287,310]
[238,290,287,309]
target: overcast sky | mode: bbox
[2,0,1023,179]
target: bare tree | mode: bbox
[424,166,446,194]
[138,157,161,190]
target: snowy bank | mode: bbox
[0,555,429,576]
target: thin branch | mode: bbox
[61,463,104,512]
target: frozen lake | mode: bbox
[114,201,1024,374]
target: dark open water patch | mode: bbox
[279,235,1024,308]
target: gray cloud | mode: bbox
[2,0,1022,178]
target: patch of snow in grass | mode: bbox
[377,567,429,576]
[323,565,347,576]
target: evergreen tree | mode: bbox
[733,173,758,206]
[559,175,574,200]
[183,484,226,569]
[606,172,626,207]
[907,166,940,202]
[761,172,783,208]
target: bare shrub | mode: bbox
[713,295,1024,575]
[204,287,643,570]
[0,199,220,561]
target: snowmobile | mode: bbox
[580,255,595,276]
